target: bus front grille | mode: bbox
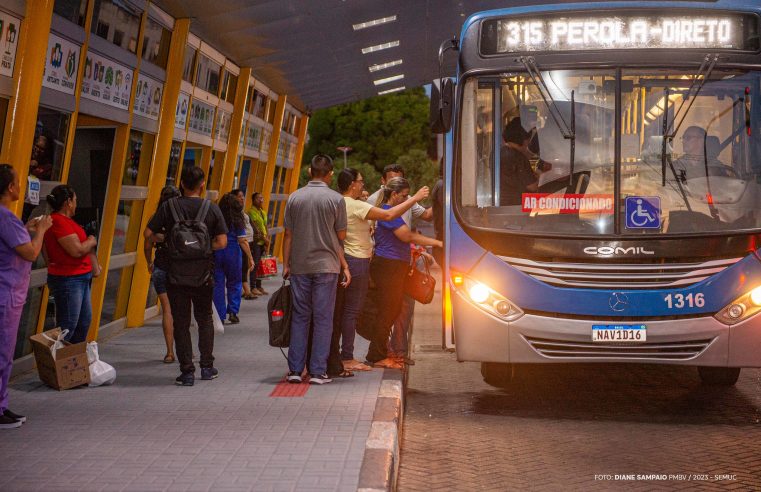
[499,256,741,290]
[525,336,713,360]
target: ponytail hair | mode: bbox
[46,184,76,212]
[380,177,410,205]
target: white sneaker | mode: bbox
[286,371,303,384]
[309,374,333,385]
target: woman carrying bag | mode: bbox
[365,177,442,370]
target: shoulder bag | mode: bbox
[403,252,436,304]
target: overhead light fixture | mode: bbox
[369,59,403,72]
[361,40,399,54]
[373,74,404,86]
[353,15,397,31]
[378,86,405,95]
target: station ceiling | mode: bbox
[154,0,567,111]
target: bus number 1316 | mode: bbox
[665,293,705,309]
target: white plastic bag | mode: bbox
[212,304,224,334]
[190,305,224,334]
[41,329,69,359]
[86,342,116,387]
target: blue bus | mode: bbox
[431,0,761,386]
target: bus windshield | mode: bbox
[457,69,761,236]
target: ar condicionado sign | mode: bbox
[521,193,614,214]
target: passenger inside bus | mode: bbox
[499,118,550,206]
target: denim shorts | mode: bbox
[153,267,168,295]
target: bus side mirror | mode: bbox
[430,78,454,134]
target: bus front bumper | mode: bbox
[452,291,761,367]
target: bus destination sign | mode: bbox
[481,14,757,54]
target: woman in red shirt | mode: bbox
[43,185,98,343]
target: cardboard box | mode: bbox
[29,328,90,390]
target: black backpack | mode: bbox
[165,198,214,287]
[267,281,291,347]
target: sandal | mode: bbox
[372,358,404,370]
[331,370,354,378]
[343,359,372,371]
[163,354,175,364]
[243,293,258,300]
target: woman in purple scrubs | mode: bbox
[0,164,51,429]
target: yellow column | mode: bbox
[125,18,190,328]
[219,67,252,194]
[87,6,149,340]
[3,0,55,216]
[259,96,287,207]
[287,115,309,194]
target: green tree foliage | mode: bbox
[397,149,440,207]
[298,157,381,194]
[303,88,431,172]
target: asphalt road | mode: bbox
[397,278,761,491]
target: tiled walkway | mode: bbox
[1,276,381,492]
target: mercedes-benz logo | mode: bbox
[609,292,629,312]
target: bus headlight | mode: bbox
[453,274,523,322]
[715,286,761,325]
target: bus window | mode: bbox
[621,70,761,234]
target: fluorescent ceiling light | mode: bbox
[353,15,397,31]
[369,59,403,72]
[373,74,404,86]
[361,40,399,54]
[378,86,405,95]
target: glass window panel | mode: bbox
[91,0,141,54]
[245,86,255,113]
[182,46,196,83]
[111,200,145,255]
[195,54,221,95]
[53,0,87,26]
[166,140,182,186]
[122,130,154,186]
[183,147,202,173]
[239,158,252,195]
[225,72,238,103]
[0,97,9,155]
[30,106,70,182]
[100,265,135,325]
[13,287,44,359]
[141,17,171,69]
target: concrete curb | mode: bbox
[358,369,405,492]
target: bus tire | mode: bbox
[697,366,741,386]
[481,362,514,387]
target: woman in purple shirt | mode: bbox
[0,164,52,429]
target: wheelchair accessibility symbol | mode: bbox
[625,196,661,229]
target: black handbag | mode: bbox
[267,281,291,347]
[404,253,436,304]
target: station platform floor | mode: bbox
[1,275,384,492]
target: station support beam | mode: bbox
[219,67,253,194]
[126,18,191,328]
[260,96,287,208]
[3,0,54,216]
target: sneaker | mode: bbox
[175,372,194,386]
[228,313,240,324]
[309,374,333,385]
[3,409,26,423]
[286,371,303,384]
[0,414,22,429]
[201,367,219,380]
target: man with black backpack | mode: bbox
[144,167,228,386]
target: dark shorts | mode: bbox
[153,267,168,295]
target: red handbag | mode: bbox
[257,255,278,277]
[403,253,436,304]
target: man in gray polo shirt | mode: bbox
[283,154,350,385]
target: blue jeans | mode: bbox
[47,272,93,344]
[340,256,371,361]
[214,245,242,316]
[288,272,338,375]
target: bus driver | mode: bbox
[500,118,550,206]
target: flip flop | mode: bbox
[163,354,175,364]
[330,370,354,378]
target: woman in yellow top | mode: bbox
[334,168,428,372]
[246,192,270,296]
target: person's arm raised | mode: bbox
[392,224,443,248]
[365,186,429,221]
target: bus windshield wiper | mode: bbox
[661,89,692,211]
[519,56,576,184]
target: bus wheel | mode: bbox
[481,362,514,388]
[698,367,741,386]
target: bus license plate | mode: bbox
[592,325,647,342]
